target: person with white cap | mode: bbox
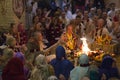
[70,53,90,80]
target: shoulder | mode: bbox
[70,67,80,75]
[63,59,72,63]
[50,59,57,65]
[103,27,109,33]
[50,59,74,66]
[3,48,14,55]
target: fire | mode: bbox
[81,37,91,55]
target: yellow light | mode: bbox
[81,37,91,55]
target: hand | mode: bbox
[59,74,66,80]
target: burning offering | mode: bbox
[80,37,90,55]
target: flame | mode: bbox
[81,37,90,55]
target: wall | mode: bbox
[0,0,25,30]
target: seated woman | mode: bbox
[14,51,29,80]
[1,35,16,70]
[50,46,74,80]
[99,55,120,80]
[2,57,26,80]
[27,31,47,53]
[45,16,63,46]
[30,54,54,80]
[25,32,47,71]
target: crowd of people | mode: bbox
[0,0,120,80]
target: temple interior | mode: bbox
[0,0,120,80]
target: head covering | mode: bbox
[14,51,29,79]
[99,56,119,79]
[55,46,66,60]
[70,54,89,80]
[30,54,50,80]
[35,54,47,67]
[50,46,74,80]
[79,53,89,66]
[6,35,16,47]
[101,56,114,69]
[2,46,14,68]
[14,52,25,63]
[2,57,26,80]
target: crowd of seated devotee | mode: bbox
[0,0,120,80]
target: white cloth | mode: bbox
[59,16,70,25]
[96,27,110,36]
[65,10,73,20]
[72,14,77,19]
[70,66,89,80]
[107,10,115,20]
[106,18,112,30]
[32,2,38,16]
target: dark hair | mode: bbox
[76,15,81,19]
[31,1,34,6]
[32,15,39,24]
[10,23,15,28]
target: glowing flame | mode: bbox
[81,37,90,55]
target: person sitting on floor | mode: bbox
[50,46,74,80]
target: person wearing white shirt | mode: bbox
[72,9,80,19]
[96,19,110,37]
[107,3,116,20]
[64,6,73,21]
[32,1,38,16]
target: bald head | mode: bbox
[97,18,105,28]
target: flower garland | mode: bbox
[95,34,112,45]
